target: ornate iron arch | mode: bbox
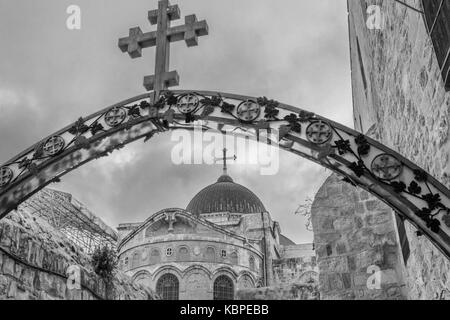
[1,90,450,259]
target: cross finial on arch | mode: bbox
[118,0,209,95]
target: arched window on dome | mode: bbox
[230,252,238,265]
[213,275,234,300]
[205,246,216,262]
[156,274,179,300]
[249,256,255,271]
[149,249,161,264]
[132,252,140,268]
[177,246,190,261]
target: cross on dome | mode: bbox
[214,148,236,177]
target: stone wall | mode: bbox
[272,256,317,286]
[0,209,156,300]
[236,283,319,300]
[348,0,450,299]
[281,243,315,259]
[311,174,406,300]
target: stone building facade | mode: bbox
[117,172,318,300]
[311,0,450,300]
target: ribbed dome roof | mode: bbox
[186,174,266,215]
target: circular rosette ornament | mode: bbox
[236,100,261,122]
[306,121,333,144]
[177,94,200,114]
[43,135,65,156]
[0,167,13,188]
[371,153,403,181]
[105,107,127,127]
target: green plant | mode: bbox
[91,245,118,280]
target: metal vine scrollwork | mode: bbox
[330,129,450,234]
[306,121,333,144]
[0,167,13,187]
[236,100,261,122]
[177,93,200,114]
[1,89,450,259]
[105,107,127,127]
[43,136,66,156]
[371,154,403,181]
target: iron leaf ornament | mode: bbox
[334,139,352,155]
[200,96,222,107]
[391,181,407,193]
[423,193,443,210]
[355,134,371,156]
[18,158,32,170]
[139,101,152,109]
[408,181,422,195]
[128,105,141,118]
[348,161,366,177]
[164,91,178,106]
[298,110,315,123]
[283,114,302,133]
[264,104,280,119]
[413,169,428,182]
[69,117,89,136]
[257,97,280,120]
[220,101,235,114]
[90,123,105,136]
[32,142,45,159]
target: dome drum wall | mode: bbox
[186,175,267,216]
[117,174,271,299]
[118,239,263,274]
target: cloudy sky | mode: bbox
[0,0,352,243]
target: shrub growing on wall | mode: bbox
[91,246,118,281]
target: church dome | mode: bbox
[186,174,267,215]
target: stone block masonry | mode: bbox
[272,256,317,286]
[348,0,450,299]
[236,283,319,300]
[0,208,157,300]
[311,174,406,300]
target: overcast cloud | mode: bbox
[0,0,352,244]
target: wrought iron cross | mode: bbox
[214,148,236,176]
[118,0,209,94]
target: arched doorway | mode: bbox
[156,273,179,300]
[214,275,234,300]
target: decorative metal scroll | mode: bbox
[1,90,450,259]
